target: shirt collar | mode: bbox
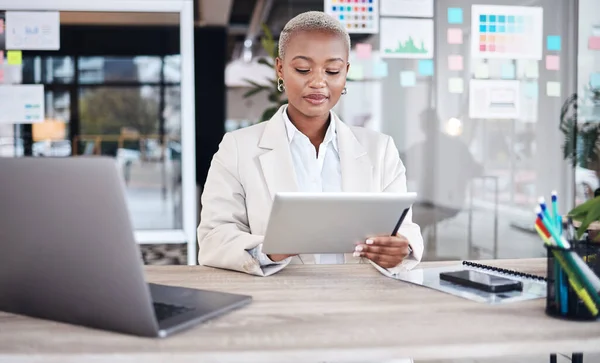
[282,105,338,151]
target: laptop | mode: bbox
[262,192,417,255]
[0,157,251,338]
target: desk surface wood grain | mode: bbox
[1,259,600,363]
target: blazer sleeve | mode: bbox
[369,135,425,277]
[197,133,290,276]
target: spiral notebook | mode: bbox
[392,261,547,304]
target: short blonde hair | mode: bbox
[278,11,351,59]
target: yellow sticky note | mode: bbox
[7,51,22,65]
[475,63,489,79]
[547,81,561,97]
[448,78,464,94]
[526,61,539,79]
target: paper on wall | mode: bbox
[0,85,45,124]
[6,11,60,50]
[469,79,521,119]
[381,0,433,18]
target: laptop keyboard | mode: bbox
[153,302,194,321]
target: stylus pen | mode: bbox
[392,208,410,236]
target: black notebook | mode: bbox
[462,261,547,282]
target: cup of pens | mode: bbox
[536,192,600,321]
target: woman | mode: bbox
[197,11,423,277]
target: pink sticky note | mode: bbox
[447,28,463,44]
[589,36,600,50]
[356,43,372,59]
[448,55,463,71]
[546,55,560,71]
[0,51,3,65]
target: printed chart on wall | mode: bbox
[471,5,543,60]
[380,0,433,18]
[324,0,379,34]
[469,80,520,119]
[380,18,434,59]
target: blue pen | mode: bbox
[546,193,568,315]
[552,191,562,235]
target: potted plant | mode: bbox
[242,24,288,123]
[561,82,600,237]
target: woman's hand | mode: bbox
[353,234,412,269]
[267,254,296,262]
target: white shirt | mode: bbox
[251,105,345,265]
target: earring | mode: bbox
[342,87,347,95]
[277,77,285,92]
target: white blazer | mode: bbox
[197,106,424,277]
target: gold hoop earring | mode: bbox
[277,77,285,92]
[342,87,347,95]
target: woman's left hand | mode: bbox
[353,234,411,269]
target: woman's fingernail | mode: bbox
[353,252,361,257]
[366,239,374,245]
[355,245,363,252]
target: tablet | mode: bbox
[261,192,417,255]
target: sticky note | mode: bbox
[448,78,464,94]
[418,59,434,76]
[501,63,516,79]
[447,28,463,44]
[475,63,490,79]
[547,81,561,97]
[448,8,463,24]
[546,55,560,70]
[589,36,600,50]
[448,55,463,71]
[525,61,539,79]
[547,35,561,51]
[400,71,416,87]
[356,43,372,59]
[7,51,22,66]
[524,82,539,99]
[590,73,600,89]
[373,60,388,77]
[347,64,364,80]
[0,51,3,65]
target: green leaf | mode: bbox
[260,106,279,122]
[257,57,274,68]
[569,196,600,218]
[243,78,266,89]
[577,200,600,238]
[243,87,267,98]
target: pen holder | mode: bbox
[545,241,600,321]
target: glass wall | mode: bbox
[1,12,184,232]
[229,0,585,262]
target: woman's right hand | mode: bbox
[267,254,296,262]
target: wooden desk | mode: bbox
[1,259,600,363]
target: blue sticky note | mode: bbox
[418,59,434,76]
[508,16,515,23]
[501,63,516,79]
[498,15,506,23]
[525,82,539,99]
[489,15,497,23]
[373,60,388,78]
[448,8,463,24]
[591,73,600,89]
[400,71,416,87]
[547,35,561,51]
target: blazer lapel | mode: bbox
[258,107,298,199]
[335,115,374,192]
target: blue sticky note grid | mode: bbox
[501,63,516,79]
[590,73,600,89]
[448,8,463,24]
[525,82,539,99]
[400,71,416,87]
[547,35,561,51]
[418,60,434,76]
